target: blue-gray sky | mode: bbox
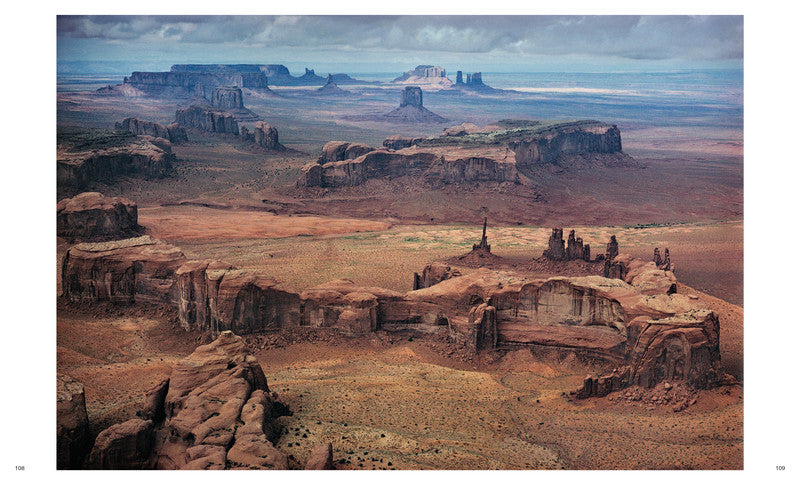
[57,15,743,74]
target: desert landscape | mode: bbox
[54,15,744,472]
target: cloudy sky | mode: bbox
[57,15,743,74]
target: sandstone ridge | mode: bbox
[87,331,291,469]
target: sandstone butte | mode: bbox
[57,192,140,241]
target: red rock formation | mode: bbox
[61,236,187,304]
[57,192,140,241]
[306,442,334,470]
[382,134,424,150]
[88,419,155,469]
[508,122,636,177]
[299,150,442,187]
[412,262,462,290]
[57,133,175,190]
[57,374,91,469]
[175,104,239,134]
[115,117,188,144]
[253,121,283,150]
[317,141,377,164]
[87,332,289,470]
[542,228,566,260]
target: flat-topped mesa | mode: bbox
[57,127,175,191]
[507,121,638,175]
[175,105,239,135]
[57,192,140,241]
[115,117,188,144]
[392,65,454,87]
[61,236,187,304]
[298,138,517,188]
[120,69,270,98]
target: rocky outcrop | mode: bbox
[300,279,402,335]
[305,443,334,470]
[211,86,244,110]
[175,105,239,135]
[57,374,91,469]
[298,150,443,187]
[61,236,187,304]
[542,228,591,262]
[382,87,448,123]
[176,262,301,334]
[158,332,288,470]
[57,192,140,241]
[392,65,454,87]
[115,117,187,144]
[413,262,462,290]
[121,67,269,98]
[454,71,497,92]
[253,121,283,150]
[424,156,519,184]
[508,121,637,176]
[317,141,376,164]
[653,247,676,272]
[87,332,289,470]
[382,135,424,150]
[314,75,351,95]
[88,419,155,469]
[64,231,724,396]
[609,254,678,296]
[300,140,516,188]
[575,309,723,398]
[57,129,175,190]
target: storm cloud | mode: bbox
[58,15,742,61]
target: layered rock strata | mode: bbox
[211,86,244,109]
[57,192,139,241]
[63,237,723,396]
[508,122,636,175]
[299,147,517,188]
[61,236,187,304]
[57,133,175,189]
[115,117,188,144]
[175,105,239,135]
[57,374,91,469]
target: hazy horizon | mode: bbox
[57,15,743,75]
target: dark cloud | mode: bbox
[57,15,743,62]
